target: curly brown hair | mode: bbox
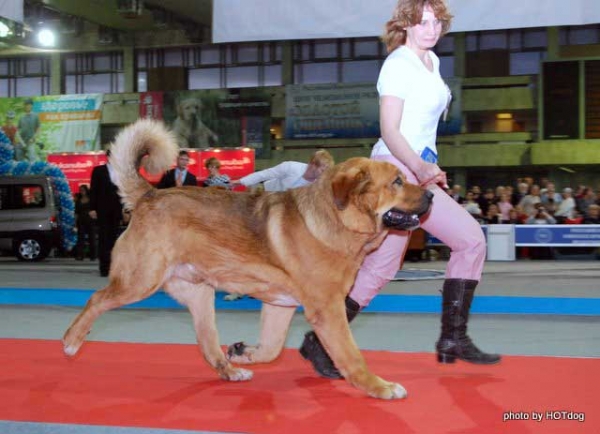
[381,0,453,53]
[204,156,221,169]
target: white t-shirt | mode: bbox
[371,46,450,160]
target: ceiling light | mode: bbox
[558,167,575,173]
[37,28,56,47]
[0,22,10,38]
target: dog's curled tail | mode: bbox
[110,119,179,211]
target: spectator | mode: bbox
[449,184,464,204]
[554,188,576,222]
[89,150,124,277]
[541,182,562,205]
[478,188,497,215]
[503,208,523,224]
[483,203,502,224]
[203,157,231,188]
[582,204,600,224]
[518,184,542,217]
[496,192,514,222]
[504,185,514,202]
[526,203,556,225]
[233,149,334,192]
[494,185,506,199]
[157,150,197,188]
[576,187,596,216]
[511,182,529,206]
[74,185,96,261]
[462,191,483,223]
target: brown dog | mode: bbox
[63,119,432,400]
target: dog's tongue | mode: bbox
[382,209,420,230]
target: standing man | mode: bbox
[17,98,41,162]
[157,150,197,188]
[89,150,124,277]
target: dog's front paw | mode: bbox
[368,380,408,400]
[221,367,253,382]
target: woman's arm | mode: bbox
[379,95,447,188]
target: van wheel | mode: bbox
[14,235,49,262]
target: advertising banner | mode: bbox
[285,83,379,139]
[197,148,255,180]
[139,91,164,120]
[47,152,107,193]
[162,89,271,158]
[285,81,462,140]
[0,94,103,163]
[515,225,600,247]
[48,147,255,193]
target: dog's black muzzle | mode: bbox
[382,190,434,231]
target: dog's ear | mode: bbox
[332,168,371,210]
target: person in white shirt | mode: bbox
[233,150,334,192]
[300,0,500,379]
[554,188,576,221]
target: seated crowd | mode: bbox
[447,179,600,225]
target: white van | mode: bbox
[0,176,61,261]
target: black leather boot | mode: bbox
[299,296,361,379]
[436,279,501,365]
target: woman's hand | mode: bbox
[413,160,448,189]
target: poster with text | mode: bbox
[0,94,103,162]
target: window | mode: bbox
[510,52,545,75]
[560,25,600,45]
[341,60,379,83]
[0,185,46,210]
[0,56,51,97]
[64,51,124,94]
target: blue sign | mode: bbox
[285,83,380,139]
[515,225,600,246]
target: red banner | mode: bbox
[48,147,255,193]
[47,152,107,193]
[139,92,164,120]
[196,148,255,180]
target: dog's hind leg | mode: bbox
[164,279,253,382]
[305,298,408,400]
[226,303,296,364]
[63,278,161,357]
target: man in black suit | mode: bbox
[157,150,197,188]
[89,150,124,277]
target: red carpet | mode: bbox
[0,338,597,434]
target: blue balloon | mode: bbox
[0,135,77,252]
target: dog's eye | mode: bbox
[393,177,403,187]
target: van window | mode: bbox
[16,185,46,208]
[0,184,46,210]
